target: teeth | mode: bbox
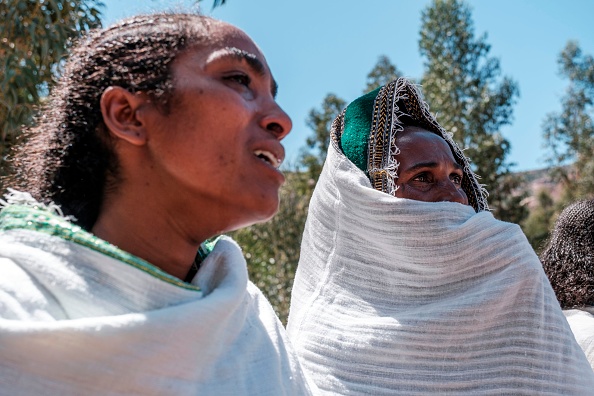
[254,150,281,169]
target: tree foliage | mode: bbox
[523,42,594,251]
[419,0,526,224]
[522,190,557,252]
[364,55,402,93]
[543,41,594,202]
[300,94,346,181]
[300,55,401,175]
[0,0,103,178]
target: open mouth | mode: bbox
[254,149,282,169]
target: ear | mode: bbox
[100,87,150,146]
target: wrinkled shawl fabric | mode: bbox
[287,142,594,395]
[0,203,314,396]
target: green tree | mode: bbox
[543,41,594,202]
[522,190,556,252]
[300,55,400,178]
[364,55,402,93]
[419,0,526,224]
[0,0,103,178]
[300,94,347,181]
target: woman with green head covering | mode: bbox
[287,78,594,394]
[339,78,487,209]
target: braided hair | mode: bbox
[540,199,594,309]
[8,12,217,230]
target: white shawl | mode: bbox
[287,144,594,395]
[564,308,594,371]
[0,204,314,395]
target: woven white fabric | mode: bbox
[564,308,594,371]
[0,218,314,395]
[287,143,594,395]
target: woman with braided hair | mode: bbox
[287,78,594,394]
[541,199,594,369]
[0,12,315,395]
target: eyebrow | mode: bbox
[403,161,463,172]
[222,47,279,98]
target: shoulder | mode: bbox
[0,256,66,321]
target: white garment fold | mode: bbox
[0,206,314,396]
[564,308,594,371]
[287,143,594,395]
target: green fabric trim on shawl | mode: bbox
[341,87,380,173]
[0,204,213,291]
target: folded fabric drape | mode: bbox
[288,144,594,394]
[0,200,314,395]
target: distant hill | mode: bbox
[514,166,567,209]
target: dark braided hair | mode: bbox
[540,199,594,309]
[8,12,218,230]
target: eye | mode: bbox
[412,172,431,183]
[224,73,251,87]
[450,173,463,185]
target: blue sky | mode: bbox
[100,0,594,172]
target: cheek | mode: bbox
[460,189,470,205]
[216,153,232,167]
[394,184,418,200]
[205,151,242,185]
[395,183,441,203]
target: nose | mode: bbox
[260,102,292,140]
[435,180,469,205]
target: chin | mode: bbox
[230,198,280,231]
[254,199,280,223]
[256,187,281,217]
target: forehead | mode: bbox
[182,22,268,69]
[397,129,454,158]
[212,23,261,49]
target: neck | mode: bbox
[92,190,221,281]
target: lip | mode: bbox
[254,149,282,169]
[252,141,285,181]
[252,141,285,167]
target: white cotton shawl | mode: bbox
[0,205,314,395]
[287,144,594,395]
[564,308,594,371]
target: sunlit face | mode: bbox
[140,22,292,230]
[394,127,469,206]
